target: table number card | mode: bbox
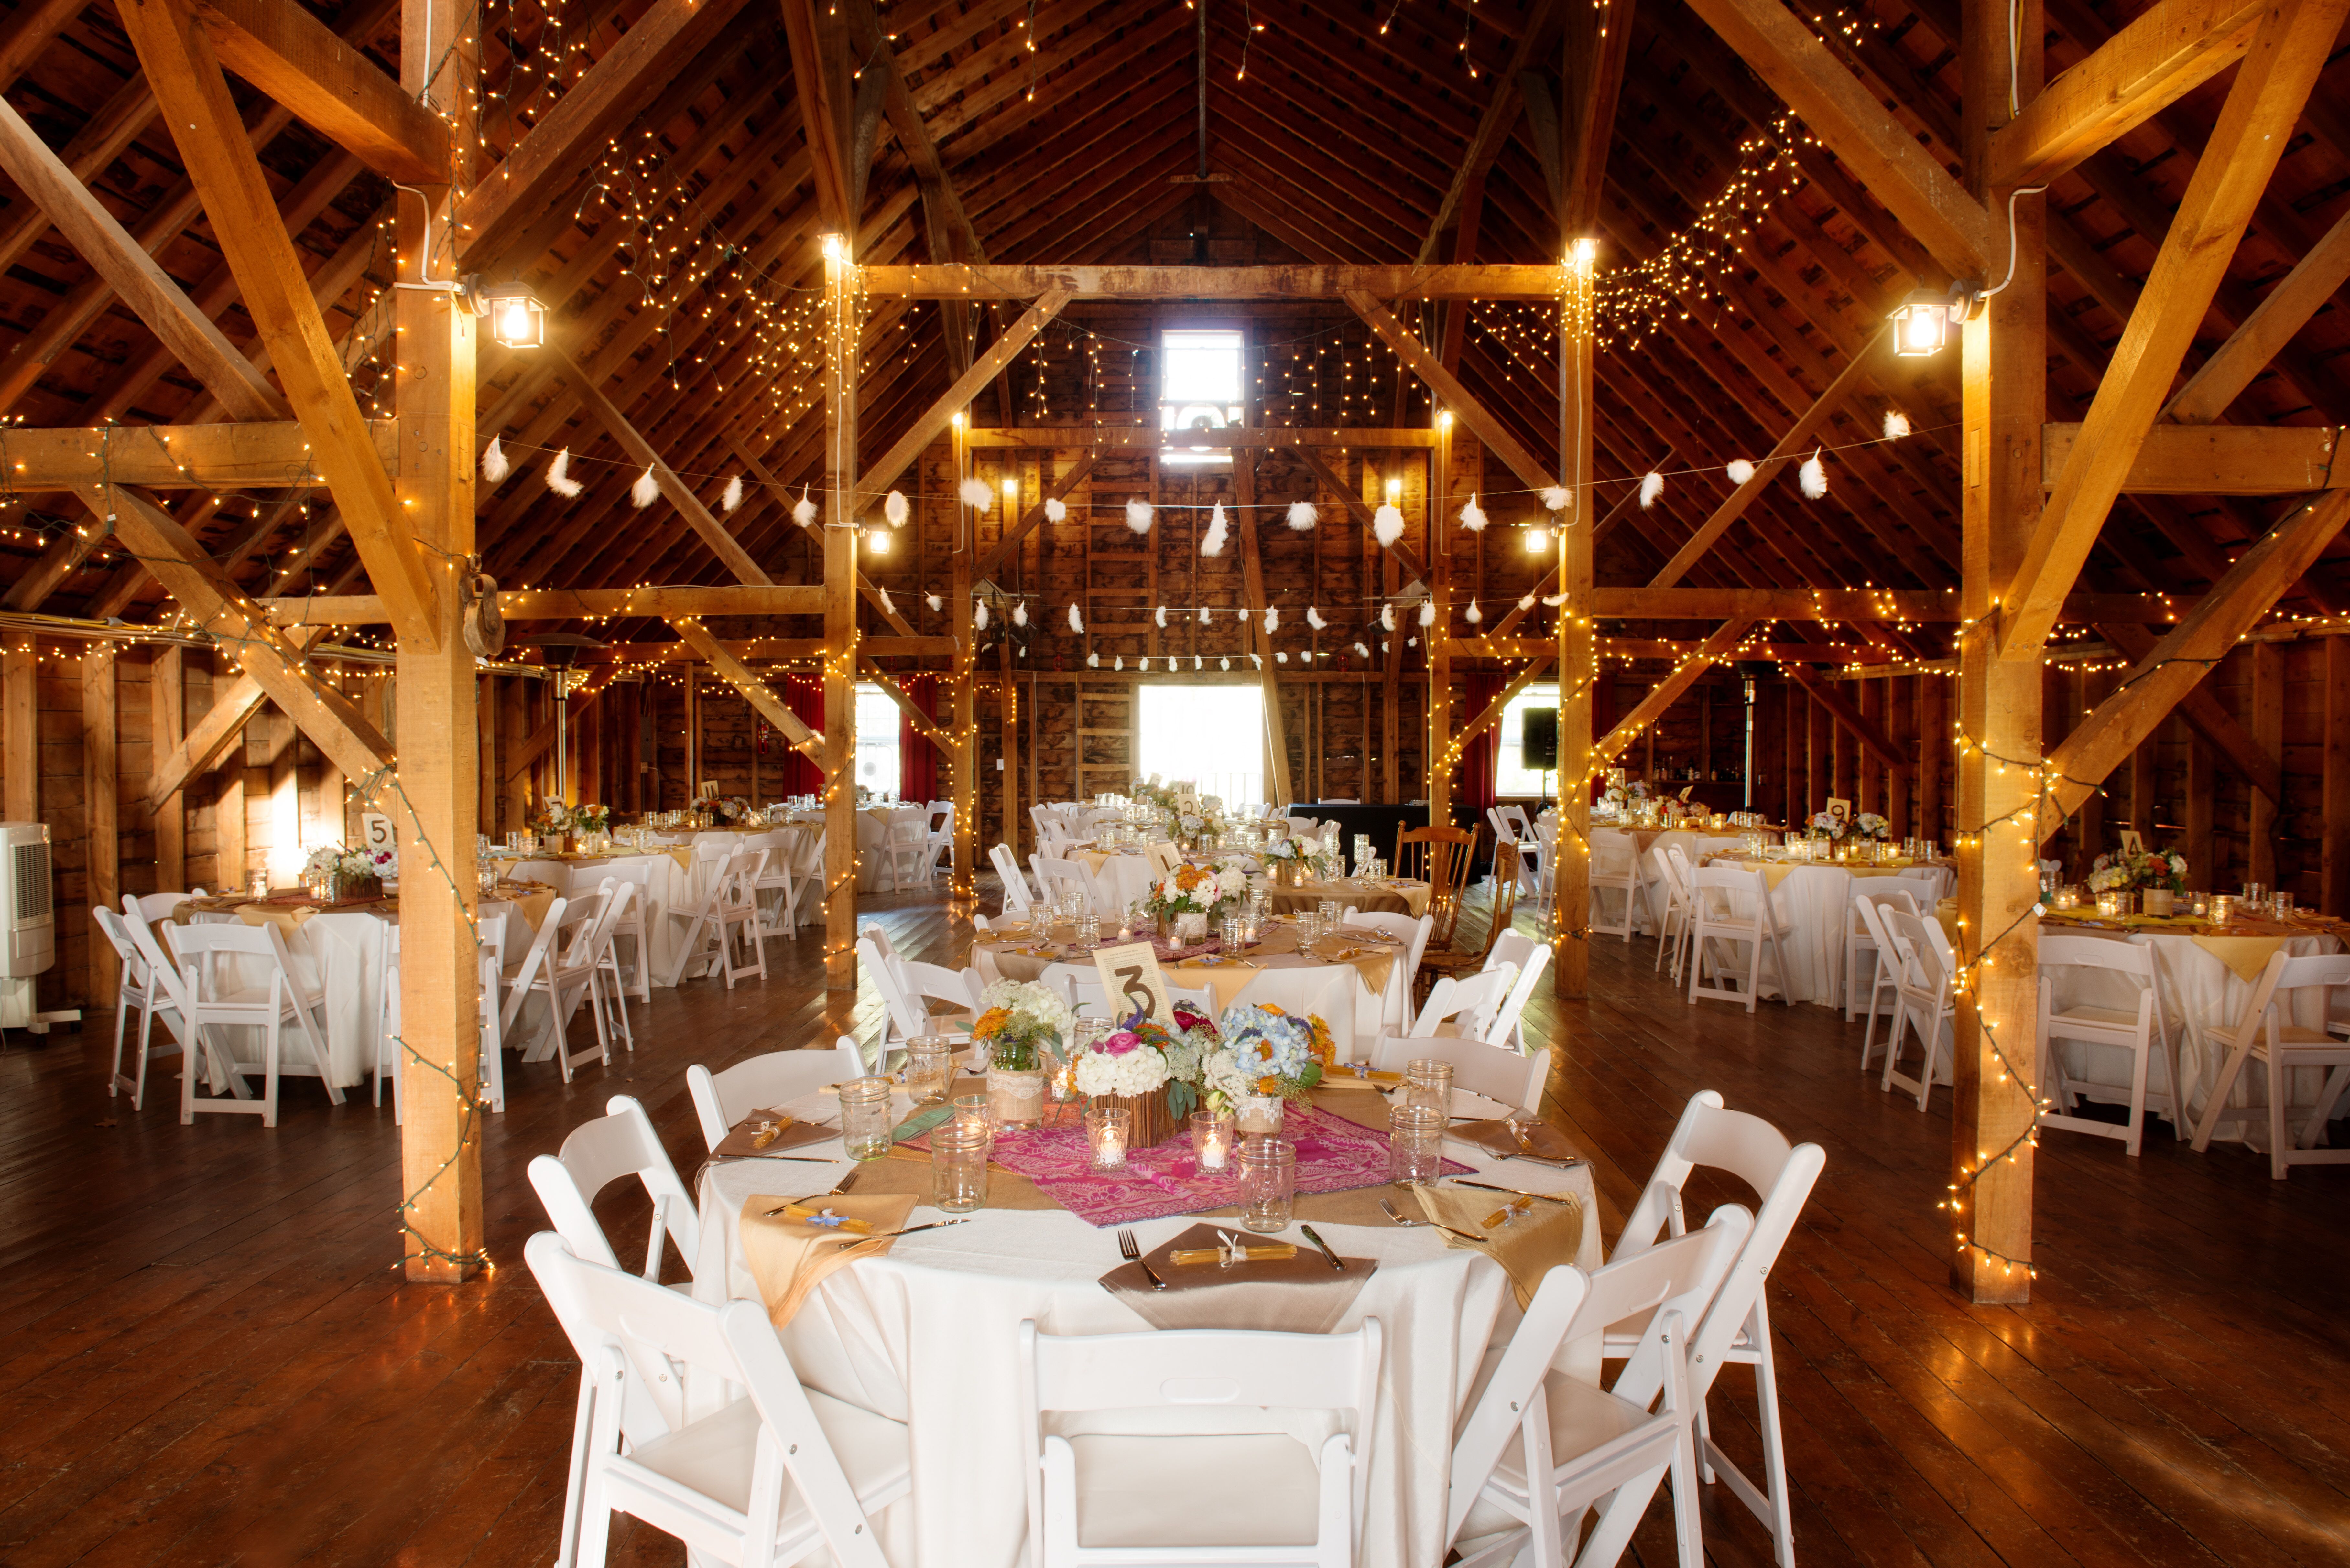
[2118,828,2145,856]
[1678,786,1695,802]
[1145,841,1182,876]
[1093,941,1172,1025]
[361,813,396,857]
[1825,797,1851,825]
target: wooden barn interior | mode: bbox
[2,0,2350,1560]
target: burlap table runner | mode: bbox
[740,1192,917,1325]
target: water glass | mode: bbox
[1085,1107,1131,1170]
[1190,1109,1236,1173]
[1403,1058,1455,1116]
[930,1120,990,1214]
[2242,883,2268,907]
[838,1076,896,1161]
[1219,916,1243,948]
[1318,898,1342,927]
[952,1091,995,1136]
[1237,1136,1297,1232]
[904,1035,954,1102]
[1387,1103,1446,1187]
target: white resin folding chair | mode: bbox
[992,842,1039,916]
[1226,965,1359,1063]
[687,1037,870,1152]
[662,841,737,986]
[1400,966,1518,1044]
[1850,893,1911,1076]
[93,905,186,1110]
[1880,909,1956,1109]
[923,801,955,881]
[1588,831,1648,941]
[1686,865,1794,1013]
[668,849,767,989]
[2038,932,2181,1156]
[529,1094,700,1284]
[126,890,197,924]
[526,1233,906,1568]
[1446,1213,1747,1568]
[169,919,340,1127]
[1340,909,1432,1037]
[1608,1090,1825,1568]
[515,884,632,1082]
[375,914,511,1121]
[2190,951,2350,1177]
[1034,855,1108,918]
[752,828,814,939]
[1841,886,1916,1021]
[1369,1030,1548,1112]
[1018,1316,1382,1568]
[498,892,568,1050]
[1482,940,1551,1054]
[859,935,978,1057]
[876,815,931,891]
[595,857,658,1001]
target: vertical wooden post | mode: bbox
[684,665,699,796]
[83,644,118,1003]
[999,640,1019,853]
[2,640,32,824]
[2250,641,2282,890]
[2067,669,2104,878]
[1920,675,1946,842]
[500,676,528,835]
[154,646,185,892]
[213,651,247,891]
[951,416,977,898]
[1425,417,1453,840]
[821,235,860,987]
[1952,0,2045,1303]
[2325,637,2350,914]
[1234,446,1292,806]
[1377,460,1401,808]
[1806,695,1829,817]
[393,0,481,1281]
[2185,728,2214,884]
[1554,239,1595,998]
[475,675,496,834]
[2129,733,2157,841]
[1858,679,1882,818]
[1888,674,1913,839]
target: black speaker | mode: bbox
[1521,708,1559,771]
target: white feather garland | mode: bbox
[959,477,994,513]
[721,474,744,513]
[1373,504,1405,546]
[884,489,910,527]
[1067,604,1084,634]
[974,602,990,632]
[632,466,659,508]
[1639,470,1665,510]
[1044,497,1067,523]
[1198,606,1210,624]
[1250,654,1263,669]
[1201,502,1229,557]
[1465,599,1482,624]
[1087,652,1100,667]
[1459,492,1488,531]
[546,448,583,498]
[879,587,896,617]
[793,487,818,528]
[1276,651,1288,663]
[1353,642,1370,658]
[1518,593,1536,611]
[480,435,508,482]
[1263,606,1279,633]
[1154,606,1168,628]
[1541,485,1571,511]
[1125,497,1154,533]
[1220,657,1232,671]
[1542,593,1566,607]
[1883,409,1912,440]
[1726,458,1757,485]
[925,594,943,611]
[1305,606,1326,630]
[1800,448,1828,499]
[1380,604,1397,633]
[1012,601,1028,627]
[1287,500,1318,531]
[1115,656,1124,670]
[1193,655,1203,669]
[1418,600,1436,627]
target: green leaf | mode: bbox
[891,1102,956,1142]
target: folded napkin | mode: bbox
[1100,1221,1376,1331]
[740,1192,918,1326]
[2192,935,2292,983]
[711,1108,838,1160]
[1449,1117,1581,1164]
[1412,1185,1583,1308]
[1314,1069,1403,1093]
[237,902,319,930]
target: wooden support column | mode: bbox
[999,640,1020,856]
[2185,726,2215,882]
[1554,238,1595,998]
[389,0,480,1283]
[822,238,860,988]
[1235,449,1293,806]
[2249,641,2282,890]
[1950,0,2044,1303]
[1889,674,1914,839]
[1425,418,1454,835]
[500,676,528,834]
[1807,695,1829,816]
[1920,676,1946,843]
[1858,678,1883,819]
[950,416,977,899]
[212,648,246,890]
[2324,637,2350,914]
[154,646,185,893]
[2,641,32,824]
[83,644,117,1004]
[476,675,497,834]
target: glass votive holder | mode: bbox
[1237,1136,1297,1233]
[1085,1106,1131,1170]
[2094,890,2133,918]
[1387,1103,1446,1187]
[904,1035,953,1102]
[1318,898,1342,925]
[1219,916,1243,948]
[838,1076,895,1161]
[951,1091,994,1135]
[1190,1109,1236,1173]
[2241,883,2268,909]
[249,872,270,900]
[1403,1058,1455,1116]
[2051,884,2083,910]
[931,1120,990,1214]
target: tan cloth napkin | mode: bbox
[170,894,254,924]
[666,848,695,872]
[1449,1117,1581,1164]
[1167,955,1263,1010]
[1100,1221,1376,1331]
[1413,1184,1583,1309]
[495,881,558,930]
[2192,935,2292,983]
[1307,935,1397,997]
[712,1108,839,1160]
[740,1192,917,1326]
[236,902,319,932]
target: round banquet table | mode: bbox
[1264,876,1431,918]
[1690,855,1955,1006]
[1068,846,1159,915]
[692,1081,1601,1568]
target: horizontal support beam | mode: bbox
[857,264,1568,299]
[561,636,957,663]
[0,419,398,487]
[2042,421,2346,493]
[261,585,825,623]
[1446,636,1882,662]
[191,0,450,184]
[1585,587,2197,623]
[963,426,1444,449]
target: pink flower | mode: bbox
[1101,1031,1142,1055]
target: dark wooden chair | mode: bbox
[1417,841,1520,999]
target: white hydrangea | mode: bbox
[1072,1045,1171,1096]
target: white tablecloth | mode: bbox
[693,1086,1600,1568]
[1691,861,1953,1005]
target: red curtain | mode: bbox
[1461,670,1506,818]
[898,674,939,803]
[779,674,825,796]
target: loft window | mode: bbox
[1160,328,1244,465]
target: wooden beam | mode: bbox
[669,618,824,758]
[2000,0,2348,661]
[821,242,859,987]
[859,264,1567,299]
[856,655,950,749]
[1595,621,1754,762]
[2097,621,2282,804]
[1782,659,1914,777]
[0,420,399,489]
[1413,0,1563,264]
[145,625,330,808]
[261,585,825,622]
[2325,636,2350,913]
[456,0,748,262]
[1649,330,1887,588]
[842,0,985,268]
[973,455,1097,582]
[1680,0,1990,275]
[2042,491,2350,831]
[152,645,186,891]
[1293,446,1431,588]
[1235,447,1293,806]
[0,640,31,823]
[1344,290,1560,497]
[120,0,442,649]
[0,96,287,423]
[1561,0,1635,234]
[1450,656,1554,755]
[860,286,1073,496]
[1989,0,2265,188]
[189,0,449,182]
[83,643,118,1003]
[501,681,603,782]
[2164,208,2350,425]
[2041,421,2348,493]
[778,0,853,237]
[1555,241,1596,995]
[964,427,1442,449]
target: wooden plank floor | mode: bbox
[2,888,2346,1566]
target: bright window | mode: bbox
[854,683,902,797]
[1137,684,1264,808]
[1160,329,1244,465]
[1495,683,1561,798]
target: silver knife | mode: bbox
[1299,1224,1345,1272]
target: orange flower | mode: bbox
[1260,1003,1288,1018]
[1256,1075,1280,1094]
[972,1006,1012,1037]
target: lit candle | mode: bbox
[1199,1128,1227,1171]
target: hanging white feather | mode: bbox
[884,489,910,527]
[1353,642,1370,658]
[1800,448,1828,500]
[1306,606,1327,630]
[1154,606,1168,628]
[1418,600,1436,627]
[1380,604,1397,632]
[1250,654,1263,668]
[1276,651,1289,663]
[1087,652,1100,668]
[1380,640,1390,653]
[1406,638,1417,648]
[1115,656,1124,670]
[1067,604,1084,634]
[721,474,744,513]
[1017,646,1028,660]
[1458,492,1488,531]
[1220,657,1232,671]
[1542,593,1567,607]
[1726,458,1757,485]
[546,448,583,498]
[925,593,943,612]
[631,465,659,508]
[879,587,897,618]
[1883,409,1912,440]
[1198,605,1211,624]
[974,602,990,632]
[1012,601,1028,628]
[1541,485,1571,511]
[1465,599,1482,624]
[1201,503,1229,557]
[1286,500,1318,531]
[1193,655,1203,669]
[1518,593,1536,611]
[1373,504,1405,547]
[1639,470,1665,510]
[793,486,818,527]
[1263,606,1279,633]
[1125,497,1154,534]
[959,477,994,513]
[480,435,508,483]
[1044,497,1067,523]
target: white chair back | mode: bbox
[1371,1031,1547,1110]
[687,1039,868,1152]
[1482,942,1550,1052]
[527,1094,699,1283]
[1406,965,1517,1040]
[1226,965,1358,1061]
[991,842,1037,913]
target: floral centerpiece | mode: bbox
[574,802,610,835]
[1144,861,1249,943]
[1127,776,1180,813]
[1205,1001,1335,1133]
[971,979,1074,1128]
[300,844,390,901]
[1806,811,1848,841]
[1261,832,1314,886]
[2090,846,2188,896]
[1068,1001,1220,1144]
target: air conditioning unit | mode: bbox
[1,822,63,1032]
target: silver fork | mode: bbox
[762,1167,861,1217]
[1117,1228,1168,1290]
[1380,1197,1488,1244]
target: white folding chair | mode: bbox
[375,913,512,1121]
[751,828,810,939]
[1587,832,1647,941]
[1018,1316,1382,1568]
[2037,932,2181,1157]
[517,885,626,1082]
[1034,855,1108,919]
[528,1094,700,1284]
[992,842,1039,917]
[1879,908,1955,1108]
[93,905,185,1109]
[1447,1213,1748,1568]
[2190,951,2350,1177]
[1403,966,1519,1043]
[669,849,767,989]
[1686,865,1794,1012]
[1841,886,1916,1022]
[1225,965,1358,1064]
[1368,1031,1547,1111]
[662,841,737,987]
[687,1038,870,1153]
[1849,893,1911,1076]
[169,919,340,1127]
[499,892,569,1050]
[860,935,976,1057]
[1482,940,1551,1054]
[1498,805,1534,840]
[876,816,930,892]
[126,890,196,923]
[923,801,955,881]
[1648,847,1693,980]
[525,1233,905,1568]
[1608,1091,1825,1568]
[1340,909,1432,1038]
